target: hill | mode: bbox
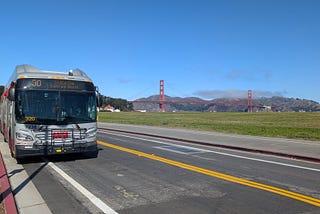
[133,95,320,112]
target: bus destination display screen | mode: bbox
[16,79,95,91]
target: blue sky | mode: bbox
[1,0,319,102]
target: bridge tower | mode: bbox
[160,80,165,112]
[248,90,253,112]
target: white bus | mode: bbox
[0,65,101,163]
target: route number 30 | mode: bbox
[32,79,42,87]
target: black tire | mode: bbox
[16,157,24,164]
[84,150,98,158]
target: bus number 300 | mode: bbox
[32,80,41,87]
[25,117,36,122]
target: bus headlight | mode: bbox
[16,132,34,141]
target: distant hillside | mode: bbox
[133,95,320,112]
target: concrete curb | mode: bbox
[99,127,320,163]
[0,151,18,214]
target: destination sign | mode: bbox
[16,79,95,91]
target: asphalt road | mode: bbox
[21,130,320,213]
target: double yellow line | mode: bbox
[97,140,320,207]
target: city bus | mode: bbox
[0,65,101,163]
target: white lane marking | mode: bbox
[100,131,320,172]
[204,149,320,172]
[155,145,205,155]
[47,162,118,214]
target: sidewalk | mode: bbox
[98,122,320,162]
[0,134,51,214]
[0,135,18,214]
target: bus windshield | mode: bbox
[15,90,97,125]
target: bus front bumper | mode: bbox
[15,141,98,158]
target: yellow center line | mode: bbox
[97,140,320,207]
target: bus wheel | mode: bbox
[83,150,98,158]
[12,150,23,164]
[16,158,23,164]
[9,133,15,156]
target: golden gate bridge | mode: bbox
[131,80,270,112]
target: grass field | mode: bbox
[98,112,320,141]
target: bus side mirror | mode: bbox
[8,88,15,101]
[97,93,103,107]
[0,85,4,95]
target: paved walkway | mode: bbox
[0,134,18,214]
[0,134,51,214]
[98,122,320,162]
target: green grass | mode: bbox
[98,112,320,141]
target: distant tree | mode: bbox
[101,95,133,111]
